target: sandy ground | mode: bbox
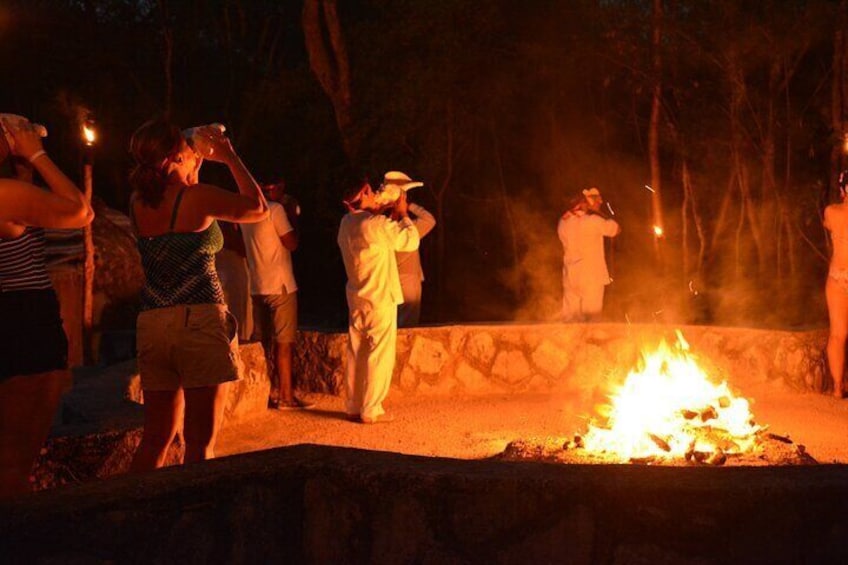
[216,378,848,464]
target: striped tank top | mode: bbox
[134,187,225,311]
[0,227,53,292]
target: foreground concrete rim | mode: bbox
[3,444,848,564]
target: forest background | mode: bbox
[2,0,847,330]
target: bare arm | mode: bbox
[0,179,93,229]
[198,129,268,223]
[0,119,93,228]
[825,205,834,232]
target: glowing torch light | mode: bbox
[653,225,664,237]
[82,120,96,146]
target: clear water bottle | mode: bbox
[182,123,226,158]
[0,114,48,151]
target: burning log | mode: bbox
[699,406,718,422]
[706,448,727,466]
[648,433,671,452]
[767,432,793,444]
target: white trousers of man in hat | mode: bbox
[338,176,420,423]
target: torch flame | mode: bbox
[653,225,664,237]
[581,330,760,461]
[82,123,96,146]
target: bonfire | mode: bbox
[579,330,759,464]
[499,330,816,466]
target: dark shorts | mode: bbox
[252,290,298,344]
[0,288,68,381]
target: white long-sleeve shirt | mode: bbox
[338,210,420,309]
[557,210,619,286]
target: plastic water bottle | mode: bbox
[182,123,226,158]
[0,114,48,151]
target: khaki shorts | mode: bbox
[252,290,298,344]
[136,303,241,391]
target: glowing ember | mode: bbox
[652,225,664,237]
[581,330,761,462]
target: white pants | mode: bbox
[397,274,422,327]
[562,271,605,322]
[345,302,397,420]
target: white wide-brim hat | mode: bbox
[383,170,424,191]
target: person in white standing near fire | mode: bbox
[558,187,620,322]
[338,176,420,424]
[385,171,436,327]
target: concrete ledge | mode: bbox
[5,444,848,564]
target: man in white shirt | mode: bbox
[241,181,312,409]
[396,200,436,327]
[558,187,620,322]
[337,179,420,424]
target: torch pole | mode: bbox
[82,150,95,365]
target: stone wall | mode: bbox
[6,445,848,564]
[295,323,831,397]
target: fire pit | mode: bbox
[498,330,818,466]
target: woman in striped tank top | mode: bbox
[0,116,94,498]
[128,118,267,471]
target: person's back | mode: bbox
[127,118,268,471]
[135,189,225,310]
[339,210,413,309]
[558,211,616,286]
[558,187,619,321]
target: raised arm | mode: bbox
[409,203,436,238]
[599,216,620,237]
[0,119,93,228]
[196,129,268,224]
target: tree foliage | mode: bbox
[0,0,842,327]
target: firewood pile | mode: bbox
[496,429,818,466]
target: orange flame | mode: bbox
[82,123,96,146]
[653,225,664,237]
[581,330,760,461]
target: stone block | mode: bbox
[531,340,570,377]
[466,332,496,368]
[454,361,489,393]
[408,336,449,375]
[491,350,532,386]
